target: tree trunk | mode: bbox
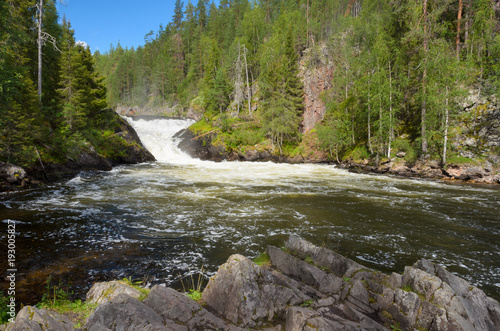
[388,60,393,158]
[243,45,251,115]
[38,0,43,104]
[368,80,373,154]
[456,0,463,59]
[421,0,428,155]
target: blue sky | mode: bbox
[56,0,182,53]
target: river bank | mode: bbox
[175,126,500,185]
[3,236,499,330]
[0,112,154,193]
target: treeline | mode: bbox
[98,0,500,162]
[0,0,115,167]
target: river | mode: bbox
[1,117,499,304]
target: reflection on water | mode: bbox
[1,117,499,304]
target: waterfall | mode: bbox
[126,117,195,164]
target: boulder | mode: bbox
[201,254,317,327]
[5,306,74,331]
[285,235,364,278]
[0,162,26,184]
[143,285,228,330]
[84,293,167,331]
[266,246,343,295]
[86,280,143,305]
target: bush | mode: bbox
[345,145,370,161]
[392,138,418,163]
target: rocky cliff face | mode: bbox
[454,93,500,164]
[5,236,500,330]
[299,42,333,133]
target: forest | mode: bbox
[0,0,127,168]
[96,0,500,164]
[2,0,499,169]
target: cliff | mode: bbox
[4,236,499,330]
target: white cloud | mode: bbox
[76,40,88,48]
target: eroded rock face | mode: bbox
[299,43,334,133]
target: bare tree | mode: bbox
[233,43,244,115]
[36,0,61,105]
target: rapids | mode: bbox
[1,117,499,304]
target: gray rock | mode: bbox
[386,289,421,330]
[143,285,227,330]
[285,235,364,278]
[4,319,43,331]
[402,266,442,301]
[416,300,438,330]
[0,162,26,184]
[285,307,319,331]
[346,279,374,314]
[5,306,74,331]
[84,293,167,331]
[86,280,143,305]
[464,137,477,147]
[267,246,343,295]
[202,254,315,327]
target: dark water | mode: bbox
[1,118,499,305]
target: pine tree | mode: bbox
[0,0,39,165]
[173,0,184,31]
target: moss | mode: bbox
[253,252,271,267]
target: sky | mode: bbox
[56,0,183,54]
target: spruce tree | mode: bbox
[173,0,184,31]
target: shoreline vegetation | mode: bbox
[2,236,499,330]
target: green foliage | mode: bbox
[300,299,314,308]
[37,277,98,328]
[179,267,206,302]
[0,291,11,324]
[253,252,271,266]
[391,138,418,164]
[344,145,370,161]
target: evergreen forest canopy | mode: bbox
[96,0,500,162]
[2,0,500,169]
[0,0,124,168]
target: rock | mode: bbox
[143,285,227,330]
[299,42,333,133]
[386,289,421,330]
[0,162,26,184]
[86,280,143,305]
[112,115,155,164]
[84,293,167,331]
[396,151,406,158]
[266,246,343,295]
[464,137,477,147]
[201,254,316,327]
[402,266,442,301]
[285,306,320,331]
[285,235,364,278]
[5,306,74,331]
[346,279,374,314]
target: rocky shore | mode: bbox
[0,112,154,192]
[175,127,500,185]
[4,236,499,330]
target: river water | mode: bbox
[1,117,499,304]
